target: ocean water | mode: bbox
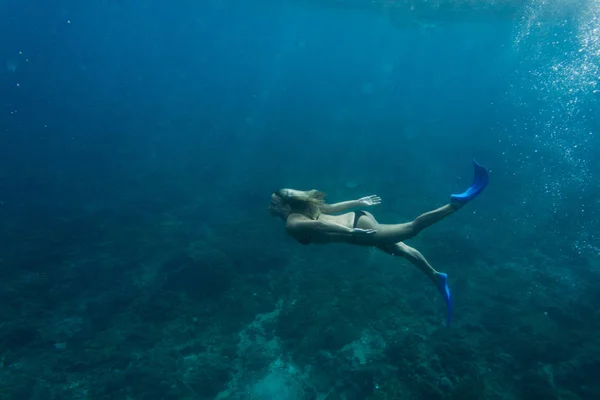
[0,0,599,399]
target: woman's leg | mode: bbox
[364,204,456,245]
[378,241,453,326]
[366,159,490,246]
[377,242,440,284]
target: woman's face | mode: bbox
[268,193,289,219]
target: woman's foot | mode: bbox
[450,160,489,208]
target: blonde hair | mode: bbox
[276,188,325,219]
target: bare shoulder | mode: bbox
[285,214,313,233]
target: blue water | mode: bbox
[1,1,599,399]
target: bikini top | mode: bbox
[297,236,311,245]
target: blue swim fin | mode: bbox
[437,273,452,326]
[450,160,489,204]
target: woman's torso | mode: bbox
[287,212,374,245]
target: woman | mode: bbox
[268,160,489,326]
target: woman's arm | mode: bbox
[320,195,382,214]
[320,200,361,214]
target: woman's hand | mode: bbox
[351,228,377,236]
[358,195,381,207]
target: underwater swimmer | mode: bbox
[268,160,489,326]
